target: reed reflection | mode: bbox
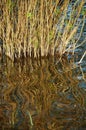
[0,58,86,129]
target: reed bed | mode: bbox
[0,0,85,61]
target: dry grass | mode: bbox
[0,0,85,61]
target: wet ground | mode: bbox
[0,53,86,130]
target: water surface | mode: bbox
[0,56,86,130]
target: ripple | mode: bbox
[0,58,86,129]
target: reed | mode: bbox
[0,0,85,61]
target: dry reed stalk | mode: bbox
[56,0,85,56]
[0,0,85,61]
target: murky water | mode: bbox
[0,55,86,130]
[0,1,86,129]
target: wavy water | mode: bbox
[0,57,86,130]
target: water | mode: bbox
[0,55,86,130]
[0,1,86,130]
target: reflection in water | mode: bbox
[0,57,86,130]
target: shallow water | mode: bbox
[0,1,86,129]
[0,56,86,130]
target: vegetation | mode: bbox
[0,0,85,61]
[0,1,86,129]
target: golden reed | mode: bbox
[0,0,85,61]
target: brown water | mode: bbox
[0,57,86,130]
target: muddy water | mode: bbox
[0,56,86,130]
